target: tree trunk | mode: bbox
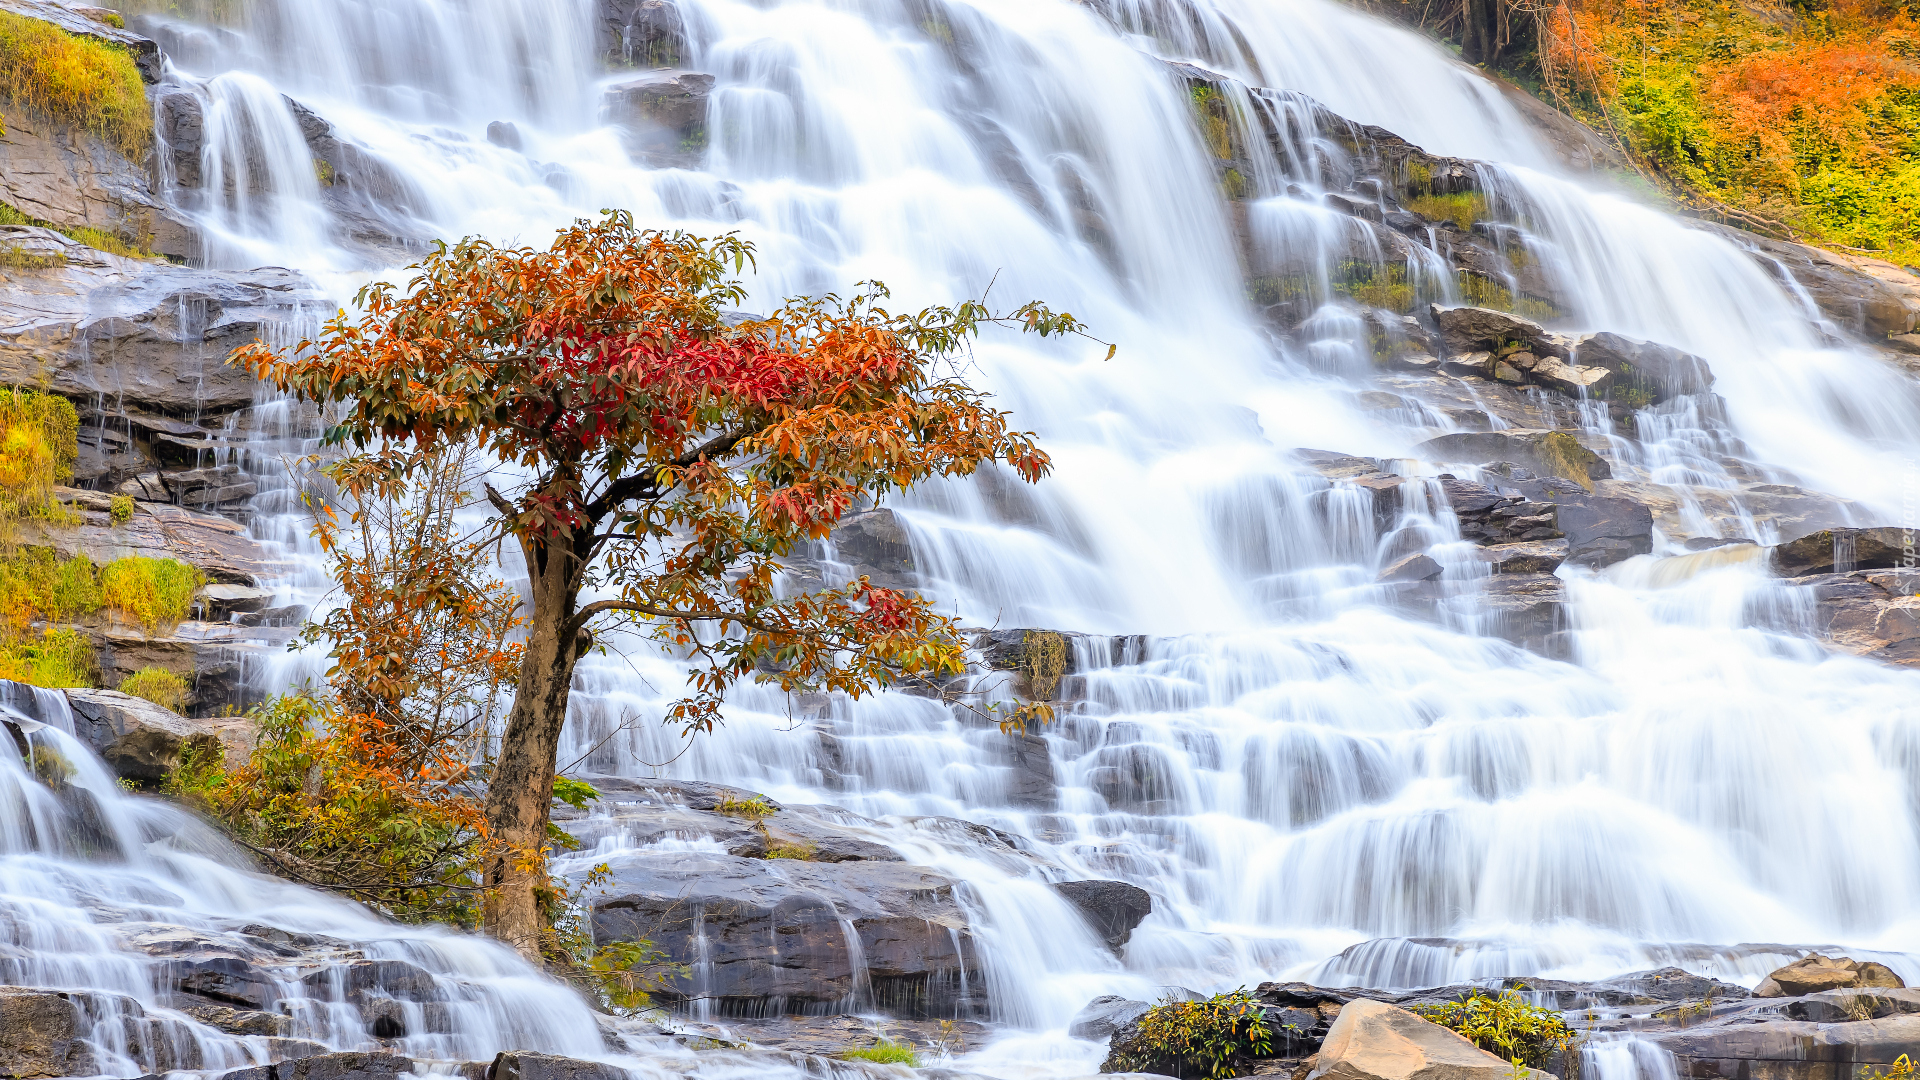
[481,538,581,962]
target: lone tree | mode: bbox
[236,211,1093,956]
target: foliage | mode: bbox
[233,209,1084,950]
[0,387,78,529]
[109,494,132,523]
[294,442,524,761]
[1529,0,1920,264]
[843,1039,918,1065]
[0,548,100,630]
[0,626,94,687]
[168,692,492,925]
[1406,191,1489,230]
[1414,989,1578,1071]
[119,665,187,713]
[1103,990,1274,1080]
[1863,1055,1916,1080]
[715,794,777,820]
[100,556,205,635]
[553,777,602,811]
[0,10,149,158]
[170,445,529,925]
[764,841,815,859]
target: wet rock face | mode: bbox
[559,777,1035,1018]
[212,1051,415,1080]
[1771,526,1913,576]
[1418,431,1609,489]
[64,688,256,785]
[588,851,982,1018]
[0,228,321,418]
[602,70,713,168]
[596,0,688,68]
[1430,306,1714,407]
[0,987,93,1079]
[486,1052,627,1080]
[1050,879,1152,950]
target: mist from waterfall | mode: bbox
[12,0,1920,1073]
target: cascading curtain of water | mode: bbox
[6,0,1920,1074]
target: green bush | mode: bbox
[109,494,132,523]
[100,556,204,635]
[119,665,187,713]
[1413,989,1577,1070]
[1102,990,1274,1080]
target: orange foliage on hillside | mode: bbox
[1538,0,1920,263]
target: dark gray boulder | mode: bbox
[602,70,713,168]
[1417,430,1610,488]
[1556,494,1655,567]
[1571,332,1714,402]
[486,1052,627,1080]
[1772,526,1912,576]
[596,0,688,68]
[0,228,320,417]
[1051,880,1152,950]
[586,847,983,1017]
[65,689,256,785]
[1068,994,1150,1039]
[212,1052,413,1080]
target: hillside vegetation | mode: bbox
[1369,0,1920,265]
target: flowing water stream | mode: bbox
[6,0,1920,1075]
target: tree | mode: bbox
[234,211,1095,957]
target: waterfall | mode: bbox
[11,0,1920,1072]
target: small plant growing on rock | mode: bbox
[1414,989,1577,1071]
[1102,989,1274,1079]
[100,556,205,635]
[119,666,187,713]
[1862,1055,1916,1080]
[842,1037,917,1066]
[109,494,132,523]
[715,794,776,821]
[764,840,815,860]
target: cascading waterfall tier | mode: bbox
[11,0,1920,1073]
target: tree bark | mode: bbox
[481,534,582,962]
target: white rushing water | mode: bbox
[9,0,1920,1074]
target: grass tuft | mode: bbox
[100,556,205,636]
[0,10,149,159]
[120,665,188,712]
[841,1039,918,1066]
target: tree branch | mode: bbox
[585,425,763,521]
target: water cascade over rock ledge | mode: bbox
[4,0,1920,1075]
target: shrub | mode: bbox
[0,10,148,158]
[119,665,187,713]
[1413,989,1577,1070]
[842,1039,918,1065]
[109,494,132,523]
[0,626,96,688]
[1102,990,1274,1080]
[168,693,490,925]
[100,556,204,635]
[0,387,78,527]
